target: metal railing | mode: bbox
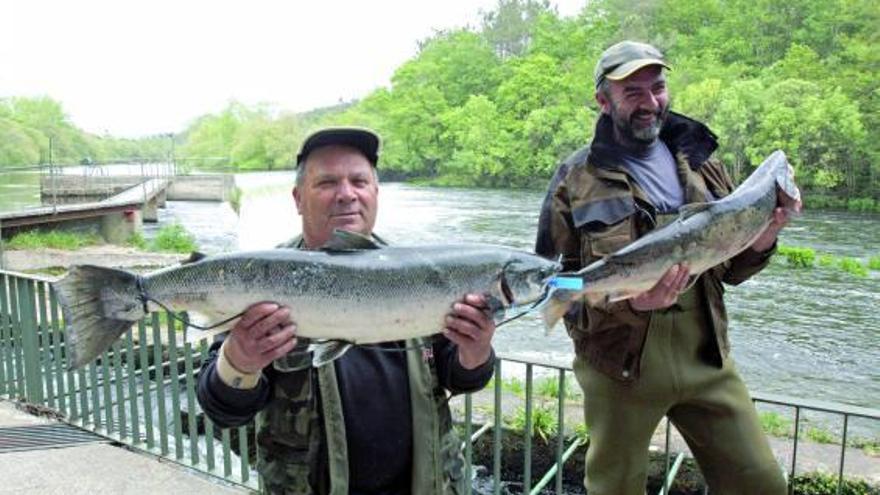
[0,269,877,494]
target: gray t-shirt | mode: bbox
[615,140,684,213]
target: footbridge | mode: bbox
[0,171,234,243]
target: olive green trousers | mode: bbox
[574,289,787,495]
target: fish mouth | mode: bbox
[499,276,515,306]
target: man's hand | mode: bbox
[443,294,496,369]
[224,303,298,374]
[629,263,690,312]
[749,204,800,252]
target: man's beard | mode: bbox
[610,103,669,145]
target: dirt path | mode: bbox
[1,245,185,272]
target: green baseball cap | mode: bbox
[594,40,671,88]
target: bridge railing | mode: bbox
[1,269,877,494]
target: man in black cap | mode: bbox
[536,41,792,494]
[197,127,496,494]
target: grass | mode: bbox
[151,223,197,253]
[127,231,149,250]
[803,425,837,444]
[776,245,874,278]
[228,185,243,214]
[839,257,868,277]
[760,411,793,437]
[535,375,579,400]
[504,405,559,442]
[777,245,816,268]
[7,230,102,250]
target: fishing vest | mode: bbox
[256,235,466,495]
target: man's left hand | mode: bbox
[444,294,495,369]
[750,204,800,252]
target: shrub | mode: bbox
[535,376,578,400]
[818,253,835,267]
[7,230,101,250]
[777,245,815,268]
[792,471,877,495]
[838,257,868,277]
[760,411,793,437]
[868,256,880,271]
[504,405,558,442]
[127,231,148,250]
[804,425,836,444]
[846,197,878,213]
[152,224,197,253]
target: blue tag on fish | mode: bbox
[548,276,583,290]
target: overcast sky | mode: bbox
[1,0,584,138]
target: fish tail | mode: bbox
[54,265,144,370]
[772,150,802,211]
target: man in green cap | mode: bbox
[536,41,795,494]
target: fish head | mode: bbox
[497,253,562,307]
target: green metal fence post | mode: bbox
[493,359,502,495]
[36,282,54,408]
[49,287,67,415]
[184,342,200,466]
[167,316,184,460]
[0,273,10,397]
[125,328,140,444]
[524,365,533,493]
[153,314,169,455]
[138,321,155,450]
[17,278,44,403]
[555,370,565,494]
[10,277,25,397]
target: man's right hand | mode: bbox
[224,303,298,374]
[629,263,690,311]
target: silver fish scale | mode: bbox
[139,244,555,343]
[573,150,798,298]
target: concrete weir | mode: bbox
[0,174,234,243]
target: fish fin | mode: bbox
[541,290,575,333]
[309,340,354,367]
[607,290,640,303]
[321,229,381,251]
[678,202,712,219]
[53,265,144,370]
[583,291,607,306]
[181,251,209,264]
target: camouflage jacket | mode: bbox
[197,234,472,495]
[535,112,775,382]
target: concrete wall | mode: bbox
[101,209,142,244]
[40,176,141,199]
[41,174,234,202]
[167,175,234,201]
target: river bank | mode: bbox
[1,245,185,273]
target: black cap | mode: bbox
[296,127,381,167]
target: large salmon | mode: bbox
[544,150,801,328]
[54,231,561,369]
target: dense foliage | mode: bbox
[2,0,877,206]
[0,96,173,166]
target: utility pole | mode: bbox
[49,135,57,213]
[0,217,5,270]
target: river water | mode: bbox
[2,170,879,417]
